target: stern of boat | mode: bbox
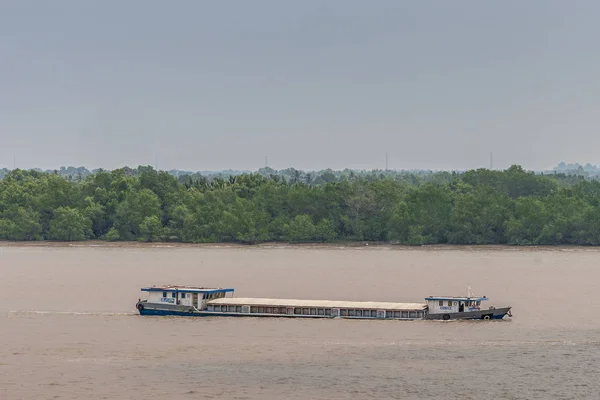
[135,299,147,315]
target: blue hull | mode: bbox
[139,309,211,317]
[139,309,337,318]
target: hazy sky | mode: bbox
[1,1,599,172]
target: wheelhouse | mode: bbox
[140,285,234,310]
[425,295,487,314]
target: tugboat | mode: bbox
[423,285,512,320]
[134,285,512,321]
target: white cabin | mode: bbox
[425,296,487,314]
[140,285,234,310]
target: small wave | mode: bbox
[6,310,135,316]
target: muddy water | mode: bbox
[1,244,599,399]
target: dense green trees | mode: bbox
[1,165,600,245]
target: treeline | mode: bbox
[1,164,600,245]
[3,161,594,182]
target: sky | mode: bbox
[1,0,600,172]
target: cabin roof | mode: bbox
[141,285,234,294]
[208,297,427,311]
[425,296,488,301]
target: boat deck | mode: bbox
[208,297,427,311]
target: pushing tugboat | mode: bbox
[135,285,512,321]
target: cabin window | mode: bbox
[439,301,443,306]
[181,293,186,299]
[163,291,167,298]
[447,301,453,306]
[171,292,176,298]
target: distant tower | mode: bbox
[265,155,268,168]
[490,152,493,170]
[385,152,388,171]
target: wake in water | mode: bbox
[6,310,136,316]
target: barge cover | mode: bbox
[208,297,427,311]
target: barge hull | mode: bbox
[136,302,426,320]
[138,309,423,319]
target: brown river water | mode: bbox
[1,243,599,399]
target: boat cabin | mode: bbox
[425,295,487,314]
[141,285,234,310]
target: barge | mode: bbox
[135,285,512,321]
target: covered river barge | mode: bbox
[135,285,512,321]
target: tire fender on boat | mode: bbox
[136,303,144,311]
[442,314,450,320]
[483,315,491,320]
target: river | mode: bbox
[1,244,599,399]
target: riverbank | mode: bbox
[1,239,598,252]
